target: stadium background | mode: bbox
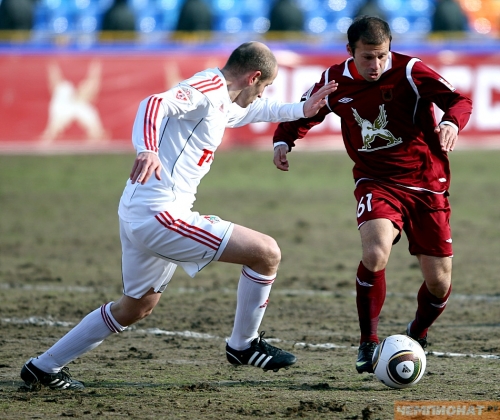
[1,3,500,417]
[0,0,499,152]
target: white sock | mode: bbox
[227,266,275,351]
[32,302,126,373]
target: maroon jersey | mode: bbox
[273,52,472,193]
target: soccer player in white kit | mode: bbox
[21,41,338,390]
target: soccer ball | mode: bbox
[372,334,426,389]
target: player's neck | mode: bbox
[220,68,245,102]
[348,60,365,81]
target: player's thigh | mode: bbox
[120,220,178,299]
[355,182,404,234]
[122,212,234,279]
[359,218,399,251]
[355,182,403,265]
[406,194,452,258]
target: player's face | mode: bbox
[348,40,390,82]
[235,66,278,108]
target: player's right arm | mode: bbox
[273,144,291,171]
[129,151,161,185]
[129,84,209,184]
[272,71,333,171]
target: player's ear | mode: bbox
[346,43,354,57]
[248,70,262,86]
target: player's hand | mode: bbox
[273,144,289,171]
[435,124,458,152]
[130,151,162,184]
[302,80,338,118]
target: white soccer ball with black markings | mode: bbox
[372,334,426,389]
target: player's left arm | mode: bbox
[433,123,458,153]
[412,61,473,152]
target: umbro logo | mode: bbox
[339,97,353,103]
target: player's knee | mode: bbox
[261,235,281,270]
[125,307,154,326]
[426,277,451,298]
[363,248,390,271]
[111,299,156,326]
[427,284,450,298]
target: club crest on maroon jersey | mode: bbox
[380,85,394,101]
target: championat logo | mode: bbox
[394,400,500,419]
[352,104,403,151]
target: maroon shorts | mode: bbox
[354,181,452,257]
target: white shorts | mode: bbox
[119,210,234,299]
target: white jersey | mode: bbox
[119,67,305,222]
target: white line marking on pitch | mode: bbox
[1,283,499,302]
[2,317,498,360]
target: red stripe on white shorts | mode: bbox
[155,211,222,251]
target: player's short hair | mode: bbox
[347,16,392,54]
[224,42,277,81]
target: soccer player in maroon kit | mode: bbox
[272,16,473,374]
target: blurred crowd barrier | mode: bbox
[0,45,499,153]
[0,0,499,45]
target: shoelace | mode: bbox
[255,332,282,356]
[58,367,74,380]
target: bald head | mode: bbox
[222,41,278,82]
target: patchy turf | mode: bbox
[1,151,499,419]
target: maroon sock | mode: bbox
[356,261,386,344]
[410,282,452,338]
